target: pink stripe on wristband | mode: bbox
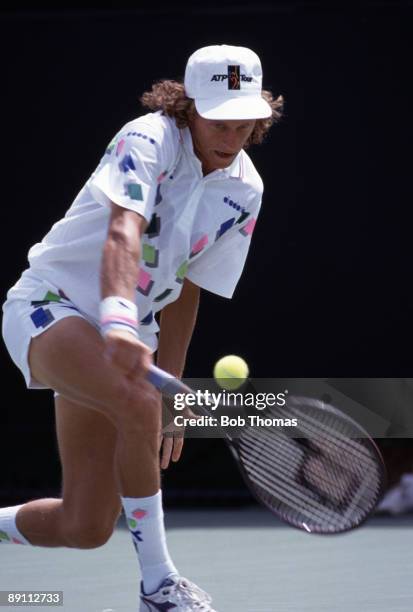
[100,296,138,337]
[100,315,138,327]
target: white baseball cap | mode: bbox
[184,44,272,121]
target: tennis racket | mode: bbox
[147,364,386,535]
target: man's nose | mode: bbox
[222,130,240,152]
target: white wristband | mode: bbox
[100,296,139,338]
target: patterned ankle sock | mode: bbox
[121,490,177,594]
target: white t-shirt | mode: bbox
[8,111,263,348]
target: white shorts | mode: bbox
[1,270,97,390]
[2,269,158,391]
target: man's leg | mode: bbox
[8,316,177,593]
[14,394,122,547]
[27,316,161,497]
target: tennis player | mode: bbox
[1,44,283,611]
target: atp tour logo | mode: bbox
[210,65,253,89]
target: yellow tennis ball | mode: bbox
[213,355,249,390]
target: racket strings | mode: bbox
[268,403,381,486]
[299,450,358,507]
[240,426,378,521]
[237,406,383,533]
[243,422,381,504]
[240,432,380,532]
[239,433,351,528]
[240,433,350,525]
[267,402,376,461]
[294,437,372,506]
[282,407,383,505]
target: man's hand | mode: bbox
[159,430,184,470]
[103,329,153,379]
[159,399,203,469]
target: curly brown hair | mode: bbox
[140,80,284,147]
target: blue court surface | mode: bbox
[1,508,412,611]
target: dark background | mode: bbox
[1,2,412,505]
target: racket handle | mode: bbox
[147,364,191,397]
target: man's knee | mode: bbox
[61,501,122,549]
[63,516,117,549]
[115,385,162,438]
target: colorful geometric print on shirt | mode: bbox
[23,111,263,347]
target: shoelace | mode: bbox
[161,577,213,610]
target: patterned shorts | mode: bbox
[2,273,96,390]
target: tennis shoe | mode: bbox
[376,473,413,515]
[139,574,217,611]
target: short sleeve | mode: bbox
[87,125,165,222]
[186,204,260,299]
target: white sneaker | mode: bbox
[376,474,413,515]
[139,574,217,611]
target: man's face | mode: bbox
[189,113,256,175]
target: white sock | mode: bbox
[0,505,31,545]
[121,490,177,594]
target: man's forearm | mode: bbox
[101,233,140,300]
[99,205,153,379]
[101,203,145,300]
[157,279,200,378]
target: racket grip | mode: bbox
[147,364,191,397]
